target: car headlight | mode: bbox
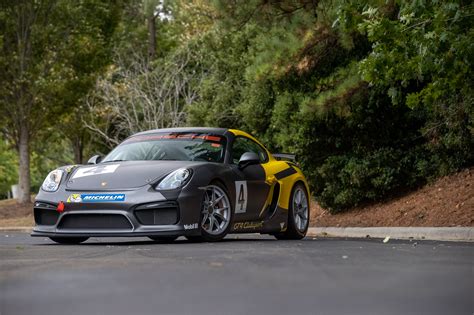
[41,169,64,192]
[157,168,192,190]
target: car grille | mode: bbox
[134,202,179,225]
[58,214,132,230]
[34,202,59,226]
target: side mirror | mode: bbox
[238,152,260,169]
[87,155,102,165]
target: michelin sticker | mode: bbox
[234,181,248,213]
[72,164,120,179]
[67,193,125,203]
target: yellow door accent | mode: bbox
[228,129,311,211]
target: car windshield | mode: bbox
[102,133,226,163]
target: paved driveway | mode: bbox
[1,233,472,315]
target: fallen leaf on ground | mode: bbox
[209,262,223,267]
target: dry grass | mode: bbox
[0,216,34,227]
[0,195,35,227]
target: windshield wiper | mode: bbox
[102,159,127,163]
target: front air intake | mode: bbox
[34,202,60,225]
[34,209,59,226]
[58,214,132,230]
[134,202,179,225]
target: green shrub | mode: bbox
[186,0,473,213]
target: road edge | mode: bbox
[307,227,474,241]
[0,226,32,233]
[1,226,473,241]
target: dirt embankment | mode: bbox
[310,167,473,227]
[0,197,35,227]
[0,168,473,228]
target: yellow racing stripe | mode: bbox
[228,129,310,211]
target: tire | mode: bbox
[188,182,233,242]
[148,236,178,243]
[49,237,89,244]
[274,182,309,240]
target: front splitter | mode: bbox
[31,226,200,238]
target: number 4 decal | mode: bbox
[234,181,248,213]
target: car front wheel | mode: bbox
[185,183,232,242]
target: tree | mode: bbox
[0,140,18,199]
[0,0,57,204]
[186,0,473,212]
[0,0,120,203]
[85,48,201,147]
[83,0,212,149]
[51,1,120,164]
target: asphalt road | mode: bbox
[0,233,472,315]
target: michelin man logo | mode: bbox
[67,194,82,203]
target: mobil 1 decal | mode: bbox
[234,181,248,213]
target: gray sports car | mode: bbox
[32,127,310,243]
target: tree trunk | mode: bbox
[17,124,31,204]
[147,15,156,60]
[73,136,84,164]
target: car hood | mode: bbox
[66,160,202,191]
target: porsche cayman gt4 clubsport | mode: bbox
[32,128,310,244]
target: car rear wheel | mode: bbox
[49,237,89,244]
[148,236,178,243]
[185,183,232,242]
[274,183,309,240]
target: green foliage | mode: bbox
[30,131,76,192]
[0,140,18,198]
[0,0,124,200]
[0,132,77,197]
[313,148,422,212]
[353,0,474,179]
[1,0,471,210]
[185,25,261,128]
[186,0,473,213]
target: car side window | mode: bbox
[231,137,268,164]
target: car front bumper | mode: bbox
[31,185,204,238]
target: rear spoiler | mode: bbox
[272,153,296,161]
